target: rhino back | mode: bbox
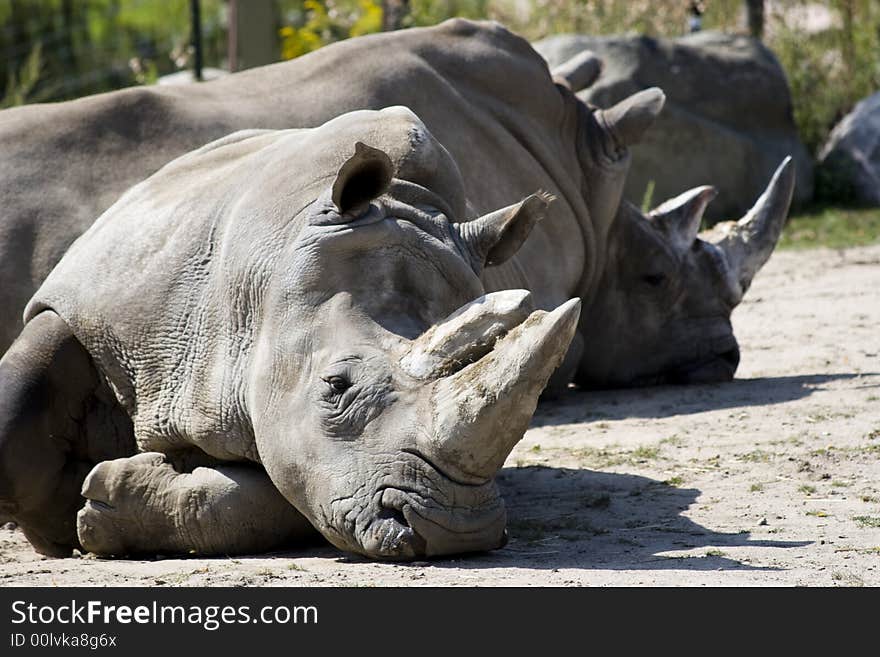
[0,85,244,352]
[20,130,281,463]
[2,19,590,352]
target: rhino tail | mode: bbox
[551,50,603,92]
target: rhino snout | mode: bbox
[324,457,507,560]
[669,336,741,385]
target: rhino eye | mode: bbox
[324,375,352,394]
[641,273,667,287]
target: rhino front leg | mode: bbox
[78,453,318,557]
[0,311,135,557]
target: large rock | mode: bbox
[817,91,880,206]
[534,31,813,220]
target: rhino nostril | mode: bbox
[719,346,740,368]
[377,505,408,527]
[373,504,427,557]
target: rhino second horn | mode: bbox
[705,157,795,293]
[551,50,603,92]
[400,290,535,379]
[600,87,666,150]
[650,185,717,253]
[456,193,551,268]
[428,298,581,483]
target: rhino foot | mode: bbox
[78,453,318,557]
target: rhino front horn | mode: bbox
[704,157,795,294]
[426,297,581,483]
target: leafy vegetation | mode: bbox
[278,0,382,59]
[770,1,880,157]
[1,43,44,109]
[0,0,228,106]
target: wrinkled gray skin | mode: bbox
[0,20,794,560]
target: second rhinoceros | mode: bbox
[0,20,795,561]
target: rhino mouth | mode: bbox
[667,340,740,385]
[609,337,740,389]
[334,451,507,561]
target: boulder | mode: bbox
[534,31,814,221]
[817,91,880,206]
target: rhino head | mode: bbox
[242,108,580,559]
[576,157,795,388]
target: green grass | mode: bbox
[779,207,880,251]
[631,446,660,461]
[853,516,880,529]
[566,443,664,469]
[740,449,773,463]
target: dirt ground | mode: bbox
[2,244,878,587]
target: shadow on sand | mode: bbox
[492,465,809,572]
[532,372,878,425]
[294,376,862,573]
[322,466,810,574]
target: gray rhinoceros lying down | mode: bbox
[0,19,793,390]
[1,107,581,560]
[0,20,795,561]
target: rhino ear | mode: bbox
[331,142,394,215]
[649,185,717,252]
[456,193,552,268]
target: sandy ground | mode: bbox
[2,244,878,587]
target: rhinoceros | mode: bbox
[0,19,794,560]
[2,106,582,559]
